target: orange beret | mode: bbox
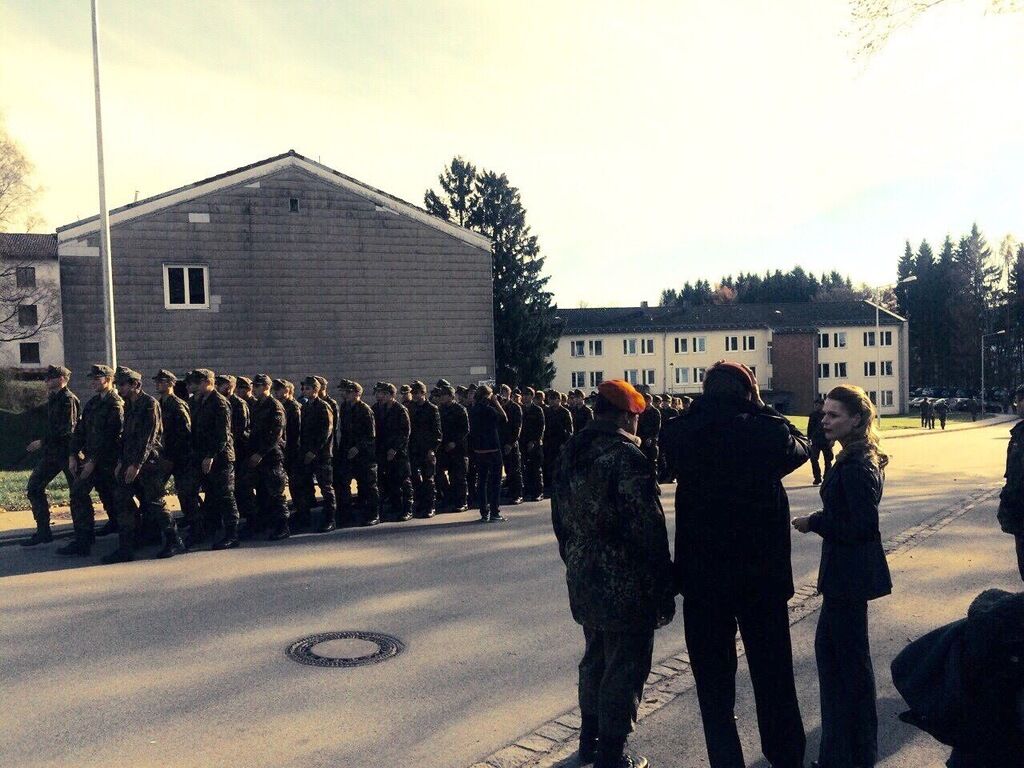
[708,360,757,393]
[597,379,647,415]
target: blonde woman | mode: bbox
[793,385,892,768]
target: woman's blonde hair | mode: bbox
[825,384,888,467]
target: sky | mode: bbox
[2,0,1022,307]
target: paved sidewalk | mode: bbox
[470,490,1021,768]
[881,412,1016,440]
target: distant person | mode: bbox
[552,379,674,768]
[793,385,892,768]
[921,398,930,428]
[807,395,834,485]
[468,384,508,523]
[662,361,809,768]
[969,398,980,422]
[935,399,949,430]
[997,403,1024,582]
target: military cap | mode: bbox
[45,364,71,380]
[399,384,412,394]
[430,386,443,397]
[152,369,177,383]
[513,387,522,395]
[236,376,253,389]
[214,374,236,386]
[314,375,328,390]
[455,385,468,396]
[88,363,115,378]
[571,388,585,398]
[546,388,560,399]
[272,378,289,390]
[349,381,365,394]
[652,394,663,404]
[436,379,452,390]
[410,380,427,394]
[187,368,215,384]
[598,380,646,415]
[336,378,353,390]
[301,376,320,388]
[523,386,536,397]
[466,384,478,392]
[252,373,272,386]
[114,366,142,385]
[374,381,397,395]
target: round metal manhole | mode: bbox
[286,631,405,668]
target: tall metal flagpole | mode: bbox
[91,0,117,367]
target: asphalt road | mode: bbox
[0,422,1011,768]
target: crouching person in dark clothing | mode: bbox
[551,379,675,768]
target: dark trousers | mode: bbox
[410,450,437,514]
[521,441,544,499]
[815,597,877,768]
[810,443,834,483]
[543,441,562,492]
[436,447,468,508]
[26,453,73,530]
[235,458,257,523]
[180,456,240,535]
[502,443,523,499]
[475,451,502,515]
[378,451,413,517]
[295,456,335,521]
[165,458,199,524]
[252,451,289,526]
[1016,534,1024,583]
[683,596,806,768]
[69,463,119,542]
[114,459,171,552]
[579,626,654,741]
[467,452,478,506]
[336,452,379,520]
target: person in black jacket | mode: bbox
[793,384,892,768]
[997,399,1024,582]
[662,361,809,768]
[807,395,834,485]
[408,380,442,518]
[519,387,546,502]
[498,384,524,505]
[469,385,508,522]
[373,382,414,522]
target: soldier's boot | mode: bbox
[489,510,507,523]
[100,547,134,565]
[316,515,336,533]
[268,518,291,541]
[55,535,91,556]
[20,525,54,547]
[96,518,119,537]
[156,530,186,559]
[397,496,413,522]
[579,718,598,765]
[183,521,208,551]
[361,506,381,527]
[212,523,240,550]
[594,737,646,768]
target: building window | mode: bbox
[19,342,40,365]
[692,336,707,353]
[864,361,877,377]
[834,332,847,348]
[642,369,656,386]
[694,367,707,383]
[163,265,209,309]
[725,336,739,352]
[863,331,876,347]
[589,371,604,387]
[818,363,830,378]
[869,391,877,404]
[818,333,830,349]
[571,371,586,388]
[749,366,756,378]
[675,367,690,385]
[767,341,773,364]
[880,330,893,346]
[834,362,847,378]
[289,197,300,212]
[641,338,656,355]
[881,360,893,376]
[16,266,36,288]
[624,369,639,385]
[674,337,688,354]
[17,305,37,327]
[743,335,756,351]
[588,339,603,356]
[882,390,894,406]
[570,340,585,357]
[623,339,637,356]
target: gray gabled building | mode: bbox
[56,151,495,387]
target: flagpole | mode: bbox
[90,0,117,367]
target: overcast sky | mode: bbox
[2,0,1022,307]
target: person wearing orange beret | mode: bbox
[551,379,675,768]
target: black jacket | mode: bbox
[662,394,809,603]
[300,397,333,459]
[70,389,124,467]
[249,396,286,459]
[375,402,411,455]
[408,399,443,455]
[191,390,234,463]
[809,443,892,602]
[998,420,1024,535]
[469,398,507,452]
[160,392,191,465]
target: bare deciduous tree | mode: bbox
[0,118,41,233]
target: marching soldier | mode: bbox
[568,388,594,434]
[219,375,256,533]
[22,365,79,547]
[374,382,414,521]
[399,384,413,407]
[296,376,336,532]
[543,389,574,495]
[57,364,123,557]
[246,374,290,540]
[272,379,302,513]
[316,375,340,451]
[153,370,197,533]
[637,392,662,475]
[458,385,478,507]
[104,367,180,563]
[498,384,524,504]
[520,387,546,502]
[408,380,442,518]
[235,376,257,412]
[180,369,240,550]
[436,384,470,512]
[337,380,380,526]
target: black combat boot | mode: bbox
[478,509,491,523]
[95,519,118,537]
[579,718,598,765]
[155,531,186,559]
[595,736,647,768]
[55,537,91,556]
[489,510,507,522]
[100,547,134,564]
[361,508,381,526]
[268,518,291,541]
[396,498,413,522]
[316,518,337,533]
[20,526,54,547]
[183,522,208,551]
[212,524,240,550]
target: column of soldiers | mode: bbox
[22,364,694,563]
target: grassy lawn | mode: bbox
[0,469,73,511]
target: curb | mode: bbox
[468,484,1002,768]
[882,414,1016,440]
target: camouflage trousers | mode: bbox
[178,456,240,535]
[520,441,544,500]
[336,452,379,522]
[409,449,437,515]
[378,450,413,517]
[250,450,289,527]
[114,458,172,553]
[26,452,73,530]
[502,443,523,499]
[578,626,654,740]
[235,458,258,524]
[69,462,119,543]
[294,455,335,522]
[436,447,468,509]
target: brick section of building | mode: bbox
[770,331,817,415]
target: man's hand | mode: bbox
[124,465,139,484]
[26,439,42,453]
[246,454,262,468]
[347,447,358,460]
[202,457,214,475]
[387,449,396,461]
[791,515,812,534]
[304,451,315,465]
[81,460,96,479]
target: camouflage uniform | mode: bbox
[220,376,255,529]
[336,384,379,524]
[67,367,124,550]
[551,419,675,751]
[275,380,302,510]
[155,372,198,525]
[520,396,546,501]
[436,391,470,511]
[25,369,79,539]
[543,394,574,493]
[374,384,414,521]
[637,403,662,475]
[407,382,442,517]
[295,382,335,528]
[500,395,524,501]
[247,378,290,533]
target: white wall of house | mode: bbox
[814,325,902,414]
[0,258,64,370]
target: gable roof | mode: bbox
[56,150,493,251]
[0,233,58,261]
[558,301,905,334]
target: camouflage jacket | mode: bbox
[282,397,302,465]
[520,402,545,445]
[998,420,1024,535]
[570,404,594,435]
[544,404,574,447]
[249,395,286,458]
[375,402,411,455]
[408,399,442,455]
[339,399,375,457]
[42,386,79,457]
[70,389,124,467]
[322,394,340,450]
[160,392,191,465]
[551,419,675,632]
[439,401,469,450]
[121,392,163,467]
[637,405,661,445]
[300,397,333,459]
[500,399,523,445]
[191,390,234,463]
[228,394,251,457]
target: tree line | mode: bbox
[659,268,867,307]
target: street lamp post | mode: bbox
[874,276,916,413]
[981,330,1007,418]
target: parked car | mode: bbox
[909,397,925,411]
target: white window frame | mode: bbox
[818,363,830,379]
[640,338,656,355]
[642,369,656,385]
[725,336,739,352]
[674,337,688,354]
[163,264,210,310]
[881,390,894,406]
[818,333,830,349]
[864,361,877,377]
[588,339,603,356]
[589,371,604,387]
[863,331,876,347]
[570,340,585,358]
[834,362,847,378]
[624,369,639,385]
[692,336,707,353]
[623,339,638,356]
[571,371,586,388]
[743,335,756,351]
[880,330,893,347]
[834,332,847,348]
[881,360,893,376]
[674,367,690,385]
[694,367,707,383]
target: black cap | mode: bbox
[89,363,114,378]
[214,374,236,386]
[252,374,272,386]
[153,369,177,383]
[45,364,71,379]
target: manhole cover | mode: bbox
[286,631,405,668]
